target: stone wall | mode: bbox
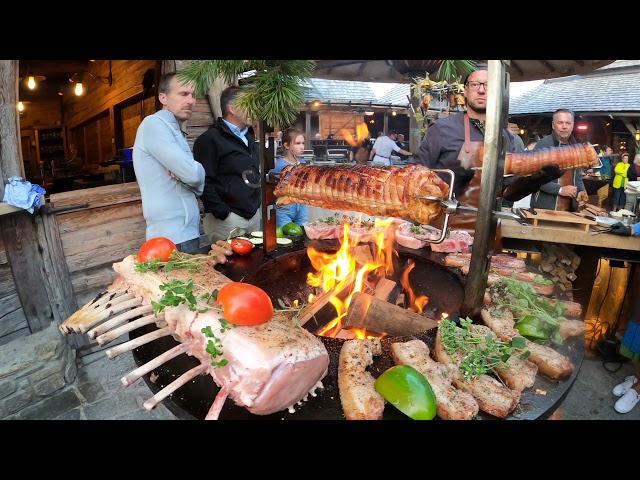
[0,323,76,418]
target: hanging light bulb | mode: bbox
[636,130,640,142]
[27,76,36,90]
[17,101,24,112]
[74,82,84,96]
[391,110,397,116]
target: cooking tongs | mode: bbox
[416,169,528,244]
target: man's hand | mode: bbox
[610,222,632,236]
[577,190,589,206]
[559,185,577,198]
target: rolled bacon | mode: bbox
[503,143,598,176]
[274,164,450,225]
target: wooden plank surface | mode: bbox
[49,182,141,210]
[0,202,23,217]
[499,218,640,250]
[522,208,596,226]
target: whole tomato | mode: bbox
[217,282,273,326]
[138,237,177,262]
[230,238,254,255]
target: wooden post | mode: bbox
[258,120,277,254]
[463,60,510,317]
[0,60,23,200]
[305,111,312,149]
[0,60,79,336]
[383,111,388,134]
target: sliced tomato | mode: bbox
[230,238,254,255]
[138,237,177,262]
[217,282,273,326]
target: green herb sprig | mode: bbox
[151,279,198,315]
[492,277,564,343]
[135,250,211,274]
[440,318,529,380]
[201,324,232,368]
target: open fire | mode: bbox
[305,217,432,338]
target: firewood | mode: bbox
[354,244,374,266]
[373,278,397,301]
[335,329,357,340]
[343,292,438,336]
[296,271,356,326]
[395,293,405,307]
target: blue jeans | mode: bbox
[176,237,201,254]
[276,203,308,227]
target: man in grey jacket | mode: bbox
[133,72,206,253]
[531,109,587,211]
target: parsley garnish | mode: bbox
[151,279,199,315]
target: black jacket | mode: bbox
[531,133,585,211]
[193,118,261,220]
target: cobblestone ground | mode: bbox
[6,351,176,420]
[5,347,640,420]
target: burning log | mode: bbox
[354,244,374,266]
[296,271,357,326]
[343,292,438,336]
[373,278,397,302]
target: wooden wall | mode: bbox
[0,236,28,347]
[63,60,159,165]
[49,183,146,307]
[18,97,62,130]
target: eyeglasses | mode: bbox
[466,81,488,91]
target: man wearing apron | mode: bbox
[531,109,587,212]
[412,65,562,230]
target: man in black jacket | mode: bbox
[193,86,262,242]
[531,108,587,211]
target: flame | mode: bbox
[400,259,429,314]
[339,122,370,147]
[308,220,392,337]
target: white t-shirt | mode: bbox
[371,136,401,165]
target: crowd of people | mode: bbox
[131,68,640,415]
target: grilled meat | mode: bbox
[338,339,385,420]
[275,164,450,224]
[391,340,479,420]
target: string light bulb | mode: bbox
[74,82,84,96]
[636,130,640,142]
[17,101,24,112]
[27,76,36,90]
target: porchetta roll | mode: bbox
[274,164,449,225]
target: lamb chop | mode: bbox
[60,253,330,419]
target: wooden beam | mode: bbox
[0,60,24,200]
[621,118,638,136]
[0,213,55,332]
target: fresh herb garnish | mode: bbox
[151,279,199,315]
[135,250,211,273]
[201,325,229,368]
[200,289,219,304]
[410,225,422,234]
[491,277,564,344]
[440,318,529,380]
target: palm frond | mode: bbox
[435,60,477,82]
[177,60,315,129]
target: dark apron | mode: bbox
[450,114,483,230]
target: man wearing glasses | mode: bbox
[412,64,562,229]
[531,108,587,211]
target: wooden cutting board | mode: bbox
[521,209,597,232]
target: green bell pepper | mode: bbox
[374,365,437,420]
[515,315,548,340]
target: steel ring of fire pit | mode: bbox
[130,245,583,420]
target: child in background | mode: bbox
[273,129,308,227]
